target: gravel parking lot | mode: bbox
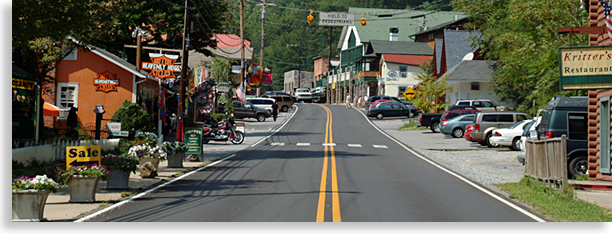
[370,118,525,187]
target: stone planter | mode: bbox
[139,156,160,171]
[106,168,130,189]
[167,152,185,168]
[12,189,51,221]
[68,175,100,203]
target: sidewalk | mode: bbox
[43,159,214,222]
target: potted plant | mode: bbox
[101,154,139,189]
[129,144,167,171]
[56,164,110,203]
[134,132,158,146]
[162,141,190,168]
[12,175,60,221]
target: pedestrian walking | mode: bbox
[345,92,351,108]
[363,95,369,108]
[272,101,279,122]
[357,96,362,108]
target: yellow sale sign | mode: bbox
[66,145,101,170]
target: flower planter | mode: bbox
[68,175,100,203]
[167,152,185,168]
[139,156,160,171]
[12,189,51,222]
[106,168,130,190]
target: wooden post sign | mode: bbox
[66,145,101,170]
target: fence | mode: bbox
[524,135,568,189]
[12,139,120,162]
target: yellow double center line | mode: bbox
[316,104,341,222]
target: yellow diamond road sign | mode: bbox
[404,87,416,100]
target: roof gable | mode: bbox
[441,60,492,83]
[212,34,251,48]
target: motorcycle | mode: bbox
[201,115,244,144]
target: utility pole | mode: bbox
[256,1,275,96]
[177,0,191,141]
[240,0,245,86]
[297,45,301,88]
[327,26,332,103]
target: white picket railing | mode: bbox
[13,139,121,161]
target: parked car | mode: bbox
[456,99,514,112]
[517,116,542,165]
[464,124,477,142]
[426,109,481,133]
[536,96,588,178]
[295,88,312,103]
[370,99,393,109]
[418,112,444,132]
[262,91,296,103]
[231,100,270,122]
[311,87,327,103]
[261,94,294,112]
[489,120,533,151]
[367,101,413,119]
[366,96,403,110]
[448,105,479,111]
[440,114,476,138]
[246,97,276,113]
[471,111,531,147]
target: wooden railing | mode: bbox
[354,71,379,80]
[525,135,567,189]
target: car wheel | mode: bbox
[281,106,288,112]
[451,128,464,138]
[376,113,384,120]
[430,122,440,133]
[485,133,499,148]
[511,137,521,151]
[256,114,266,122]
[569,156,588,179]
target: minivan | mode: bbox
[536,96,588,178]
[471,111,531,147]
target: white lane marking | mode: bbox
[271,143,285,146]
[372,145,388,149]
[251,105,299,147]
[297,143,310,146]
[348,144,362,148]
[322,143,336,146]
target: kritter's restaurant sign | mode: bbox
[559,45,612,90]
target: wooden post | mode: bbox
[561,134,568,191]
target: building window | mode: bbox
[399,66,407,78]
[471,82,479,91]
[398,86,407,97]
[429,33,434,40]
[57,83,79,109]
[601,96,611,173]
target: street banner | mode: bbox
[261,72,273,85]
[196,79,215,114]
[185,127,202,154]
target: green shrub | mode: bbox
[12,159,63,180]
[112,100,154,132]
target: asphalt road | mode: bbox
[87,104,543,222]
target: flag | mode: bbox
[236,82,247,105]
[601,0,612,40]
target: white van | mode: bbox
[246,97,276,113]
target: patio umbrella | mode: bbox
[43,102,63,116]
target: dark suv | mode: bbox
[231,100,270,122]
[536,96,588,178]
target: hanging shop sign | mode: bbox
[12,78,38,140]
[216,81,230,93]
[559,45,612,90]
[261,72,273,85]
[141,53,182,79]
[94,71,119,92]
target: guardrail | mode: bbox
[525,135,567,189]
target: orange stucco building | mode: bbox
[45,43,159,134]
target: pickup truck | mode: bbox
[418,113,444,133]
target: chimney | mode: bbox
[389,28,398,41]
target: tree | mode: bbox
[452,0,588,115]
[112,100,155,132]
[412,59,451,112]
[210,57,234,84]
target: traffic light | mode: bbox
[307,9,314,23]
[360,12,366,26]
